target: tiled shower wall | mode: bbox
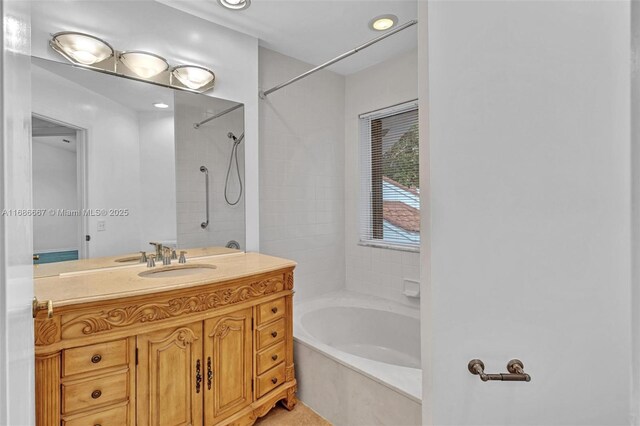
[175,92,246,250]
[344,49,420,307]
[259,47,346,300]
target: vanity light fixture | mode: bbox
[119,51,169,79]
[49,31,216,93]
[51,32,114,65]
[218,0,251,10]
[153,102,169,109]
[171,65,216,90]
[369,14,398,31]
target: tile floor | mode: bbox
[255,402,331,425]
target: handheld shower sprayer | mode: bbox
[225,131,244,206]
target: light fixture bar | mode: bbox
[50,32,215,93]
[259,19,418,99]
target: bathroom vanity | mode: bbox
[33,252,297,426]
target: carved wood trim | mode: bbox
[285,364,295,382]
[285,272,294,290]
[35,317,60,346]
[62,277,283,337]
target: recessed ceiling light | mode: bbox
[153,102,169,109]
[218,0,251,10]
[369,14,398,31]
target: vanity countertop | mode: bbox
[35,252,296,308]
[33,246,242,278]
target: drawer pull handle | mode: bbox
[91,390,102,399]
[91,354,102,364]
[271,354,278,361]
[95,424,102,426]
[271,331,278,338]
[271,377,278,384]
[271,307,278,314]
[207,357,213,390]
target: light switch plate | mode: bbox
[97,220,106,232]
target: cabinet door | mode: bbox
[204,308,253,425]
[137,323,203,426]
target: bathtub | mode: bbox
[294,291,422,425]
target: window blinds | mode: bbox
[359,100,419,248]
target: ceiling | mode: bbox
[157,0,418,75]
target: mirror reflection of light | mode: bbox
[4,16,27,54]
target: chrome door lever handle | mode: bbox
[468,359,531,382]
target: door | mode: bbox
[204,308,253,425]
[425,1,632,425]
[137,323,203,426]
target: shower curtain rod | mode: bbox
[194,103,244,129]
[259,19,418,99]
[194,19,418,127]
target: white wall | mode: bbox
[138,111,177,247]
[424,1,631,424]
[32,65,143,258]
[1,0,34,424]
[31,0,260,251]
[345,49,420,307]
[259,47,345,300]
[32,137,78,253]
[175,94,246,250]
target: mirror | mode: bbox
[31,57,245,276]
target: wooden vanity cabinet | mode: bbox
[35,267,297,426]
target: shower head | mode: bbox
[227,132,244,144]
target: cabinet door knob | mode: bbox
[271,307,278,314]
[271,377,278,384]
[271,331,278,338]
[91,390,102,399]
[271,354,278,361]
[91,354,102,364]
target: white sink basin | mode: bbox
[138,264,217,278]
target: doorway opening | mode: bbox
[31,114,88,263]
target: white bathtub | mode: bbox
[294,291,422,425]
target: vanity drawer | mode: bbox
[256,318,285,350]
[63,404,128,426]
[63,339,128,377]
[256,362,286,399]
[62,372,128,414]
[257,297,285,326]
[257,340,285,375]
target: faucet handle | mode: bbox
[147,254,156,268]
[171,249,178,260]
[139,251,147,263]
[179,251,187,264]
[163,247,172,265]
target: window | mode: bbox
[359,100,419,250]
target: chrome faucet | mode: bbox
[139,251,147,263]
[147,254,156,268]
[149,242,163,261]
[163,247,172,266]
[179,251,187,264]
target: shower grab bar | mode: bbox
[200,166,209,229]
[468,359,531,382]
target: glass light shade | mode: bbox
[52,32,114,65]
[119,51,169,79]
[172,66,215,90]
[217,0,251,10]
[369,14,398,31]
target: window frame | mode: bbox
[358,99,420,253]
